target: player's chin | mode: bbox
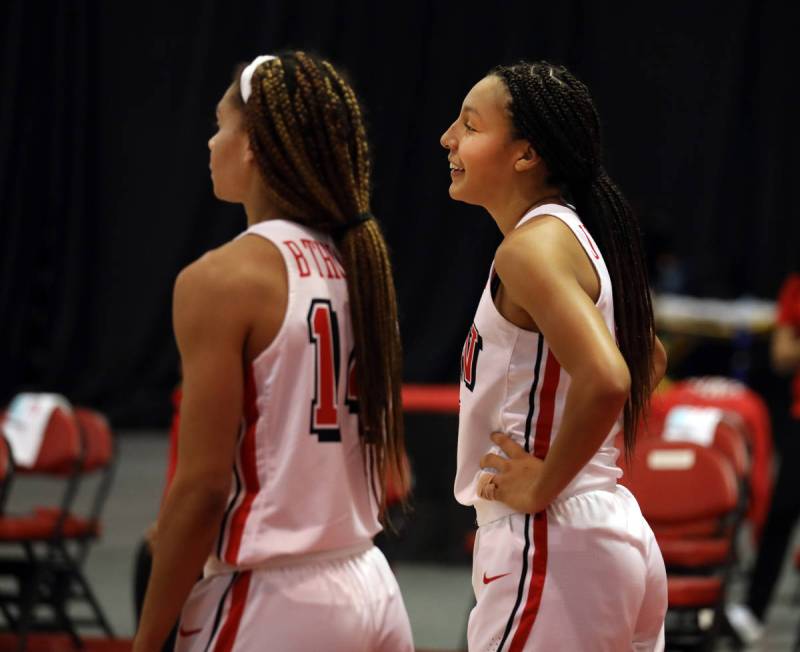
[211,180,238,203]
[210,177,222,198]
[448,178,467,201]
[448,183,481,207]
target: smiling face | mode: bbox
[440,76,532,209]
[207,84,253,203]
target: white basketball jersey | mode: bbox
[455,204,624,526]
[210,219,380,569]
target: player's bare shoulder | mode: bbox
[495,215,572,284]
[224,231,288,298]
[182,233,285,298]
[496,215,598,303]
[173,233,288,344]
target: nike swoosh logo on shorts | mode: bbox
[179,626,203,637]
[483,572,511,584]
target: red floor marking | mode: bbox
[0,634,132,651]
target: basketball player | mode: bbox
[441,62,668,650]
[133,52,413,652]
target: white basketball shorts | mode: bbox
[468,485,667,651]
[175,545,413,652]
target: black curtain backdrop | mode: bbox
[2,1,798,425]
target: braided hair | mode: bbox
[230,52,408,521]
[492,61,655,457]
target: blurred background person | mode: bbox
[727,270,800,644]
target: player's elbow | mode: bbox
[588,364,631,411]
[170,471,231,516]
[651,338,668,387]
[196,476,232,512]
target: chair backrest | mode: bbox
[72,407,117,544]
[73,408,113,471]
[620,440,739,524]
[711,419,750,481]
[654,405,751,482]
[648,377,771,533]
[18,407,83,476]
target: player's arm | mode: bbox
[481,221,632,513]
[651,335,668,388]
[133,254,251,652]
[772,324,800,375]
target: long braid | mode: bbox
[493,61,655,458]
[232,52,408,522]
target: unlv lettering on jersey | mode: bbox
[461,323,482,392]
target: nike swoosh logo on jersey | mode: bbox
[178,626,203,637]
[483,572,511,584]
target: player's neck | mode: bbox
[243,186,290,226]
[488,184,564,236]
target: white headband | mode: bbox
[240,54,277,103]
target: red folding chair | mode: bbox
[620,439,741,649]
[706,417,750,483]
[0,406,85,649]
[649,377,772,537]
[0,406,115,649]
[27,408,117,638]
[35,408,117,560]
[636,406,751,577]
[643,405,751,485]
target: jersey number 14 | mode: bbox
[307,299,358,442]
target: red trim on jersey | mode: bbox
[224,367,261,563]
[532,350,560,459]
[212,571,252,652]
[508,512,548,651]
[508,348,560,649]
[577,223,600,260]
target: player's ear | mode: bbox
[243,139,255,164]
[513,142,541,173]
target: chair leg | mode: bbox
[49,541,114,639]
[65,562,115,638]
[50,594,83,649]
[705,601,727,652]
[0,599,17,629]
[76,576,114,638]
[15,565,40,652]
[48,567,84,649]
